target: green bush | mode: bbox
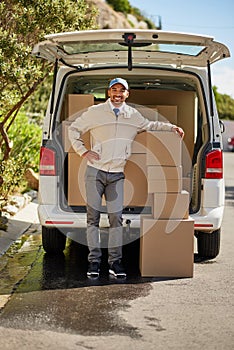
[8,111,42,172]
[24,75,53,123]
[0,111,41,206]
[0,156,26,211]
[106,0,131,13]
[213,86,234,120]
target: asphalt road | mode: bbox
[0,152,233,350]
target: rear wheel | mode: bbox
[196,229,220,259]
[42,226,66,254]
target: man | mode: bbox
[69,77,184,278]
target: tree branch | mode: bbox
[0,73,48,160]
[0,122,13,160]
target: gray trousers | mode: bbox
[85,165,125,264]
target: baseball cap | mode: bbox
[109,78,129,90]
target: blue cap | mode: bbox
[109,78,129,90]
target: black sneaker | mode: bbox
[109,260,126,278]
[87,262,100,278]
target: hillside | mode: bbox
[87,0,154,29]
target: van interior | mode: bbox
[55,72,207,216]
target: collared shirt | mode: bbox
[108,99,125,114]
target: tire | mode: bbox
[42,226,66,254]
[197,229,220,259]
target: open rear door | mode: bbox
[32,29,230,68]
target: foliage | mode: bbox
[130,6,156,29]
[0,156,26,212]
[106,0,131,13]
[8,112,42,172]
[0,0,97,210]
[106,0,156,28]
[24,77,53,125]
[213,86,234,120]
[0,0,97,161]
[0,111,42,209]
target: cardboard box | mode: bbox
[66,94,94,120]
[62,120,90,152]
[67,152,87,206]
[152,191,189,219]
[132,105,177,124]
[146,131,182,166]
[156,105,177,124]
[67,153,150,207]
[132,105,159,121]
[62,120,71,151]
[67,154,108,207]
[147,165,182,180]
[148,179,182,193]
[140,217,194,277]
[128,89,164,105]
[147,165,183,193]
[124,154,148,207]
[127,89,197,160]
[146,105,178,123]
[131,132,147,154]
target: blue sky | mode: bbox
[129,0,234,97]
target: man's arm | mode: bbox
[135,110,184,138]
[68,108,101,161]
[68,109,93,156]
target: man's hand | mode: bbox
[82,150,100,163]
[171,126,185,139]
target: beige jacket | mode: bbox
[68,99,175,172]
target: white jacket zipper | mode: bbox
[108,112,119,172]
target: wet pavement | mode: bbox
[0,229,176,337]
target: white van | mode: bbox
[32,29,230,259]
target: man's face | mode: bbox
[108,83,129,107]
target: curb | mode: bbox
[0,192,39,257]
[1,190,38,217]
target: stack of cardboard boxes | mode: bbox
[139,131,194,278]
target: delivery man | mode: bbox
[69,77,184,278]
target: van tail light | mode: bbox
[205,149,223,179]
[39,147,56,176]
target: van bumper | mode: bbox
[190,205,224,232]
[38,203,224,233]
[38,204,141,229]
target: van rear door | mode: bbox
[32,29,230,68]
